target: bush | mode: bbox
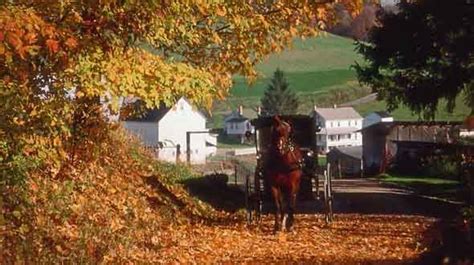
[422,156,460,179]
[0,127,216,263]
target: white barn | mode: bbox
[311,106,363,153]
[123,97,217,164]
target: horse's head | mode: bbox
[272,115,292,153]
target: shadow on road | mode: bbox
[182,174,246,212]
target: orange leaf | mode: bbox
[6,32,22,49]
[24,32,37,44]
[46,39,59,54]
[64,37,78,49]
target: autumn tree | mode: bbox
[261,68,299,116]
[0,0,365,196]
[0,1,367,261]
[0,0,363,171]
[355,0,473,119]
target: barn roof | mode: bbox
[126,103,170,122]
[313,107,362,120]
[360,120,464,132]
[125,97,206,122]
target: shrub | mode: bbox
[1,126,216,263]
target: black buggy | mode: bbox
[234,115,333,224]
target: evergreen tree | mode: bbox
[260,68,299,116]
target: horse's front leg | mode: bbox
[271,186,282,233]
[286,174,301,231]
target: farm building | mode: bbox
[361,121,465,175]
[223,106,256,143]
[363,111,394,128]
[123,97,217,164]
[310,105,363,153]
[327,146,363,177]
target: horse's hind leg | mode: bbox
[271,186,283,232]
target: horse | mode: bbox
[266,115,303,232]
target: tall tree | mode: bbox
[261,68,299,116]
[355,0,473,119]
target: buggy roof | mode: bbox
[250,115,314,129]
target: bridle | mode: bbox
[273,120,303,170]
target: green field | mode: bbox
[230,33,363,99]
[210,33,366,127]
[378,173,462,202]
[209,33,468,128]
[355,96,469,121]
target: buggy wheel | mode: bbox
[311,175,320,200]
[254,172,263,223]
[245,174,253,225]
[325,198,333,224]
[323,170,333,224]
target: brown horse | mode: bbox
[266,115,303,232]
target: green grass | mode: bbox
[318,155,327,167]
[378,173,463,201]
[355,94,469,121]
[209,34,369,128]
[231,69,357,98]
[230,33,363,99]
[216,135,254,149]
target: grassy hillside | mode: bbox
[210,33,366,127]
[230,33,363,99]
[210,33,468,127]
[355,96,469,121]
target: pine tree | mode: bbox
[260,68,299,116]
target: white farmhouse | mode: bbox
[123,97,217,164]
[311,106,363,153]
[223,106,255,143]
[363,111,394,128]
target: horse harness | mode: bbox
[274,137,304,173]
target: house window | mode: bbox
[349,121,351,126]
[355,121,358,126]
[347,134,351,139]
[337,135,341,141]
[337,122,340,127]
[330,122,333,127]
[355,133,358,140]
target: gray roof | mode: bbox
[224,108,258,121]
[314,107,362,120]
[329,146,362,160]
[127,104,170,122]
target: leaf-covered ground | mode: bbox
[158,214,437,264]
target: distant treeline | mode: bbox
[328,2,398,41]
